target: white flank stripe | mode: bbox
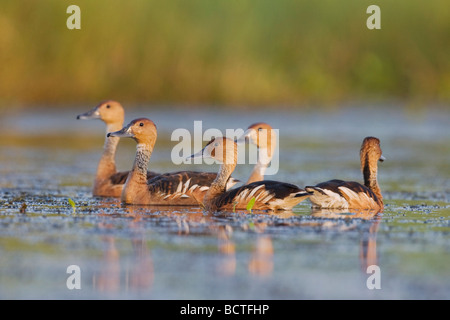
[182,179,191,193]
[248,184,265,198]
[255,190,269,201]
[310,187,349,209]
[176,181,183,193]
[261,194,274,203]
[338,187,360,200]
[238,189,249,202]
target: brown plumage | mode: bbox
[189,137,311,212]
[305,137,385,211]
[237,122,276,184]
[107,118,238,205]
[77,100,159,197]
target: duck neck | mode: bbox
[362,157,382,203]
[247,147,271,184]
[96,122,122,180]
[128,143,152,184]
[204,162,236,210]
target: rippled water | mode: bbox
[0,105,449,299]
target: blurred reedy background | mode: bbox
[0,0,449,110]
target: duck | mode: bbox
[107,118,238,205]
[236,122,276,184]
[305,136,385,211]
[189,137,311,212]
[76,100,159,197]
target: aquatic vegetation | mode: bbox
[246,197,256,213]
[68,198,76,214]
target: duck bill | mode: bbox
[379,155,386,162]
[235,129,253,145]
[76,107,100,120]
[107,125,133,138]
[187,146,211,161]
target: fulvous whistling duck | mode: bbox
[189,137,311,212]
[76,100,158,197]
[305,137,385,211]
[236,122,276,184]
[107,118,239,205]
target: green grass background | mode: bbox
[1,0,449,109]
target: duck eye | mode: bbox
[139,122,144,127]
[106,105,110,109]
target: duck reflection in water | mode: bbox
[93,235,154,293]
[217,225,236,276]
[216,221,275,278]
[92,202,154,293]
[311,208,382,272]
[90,197,381,292]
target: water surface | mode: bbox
[0,106,449,299]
